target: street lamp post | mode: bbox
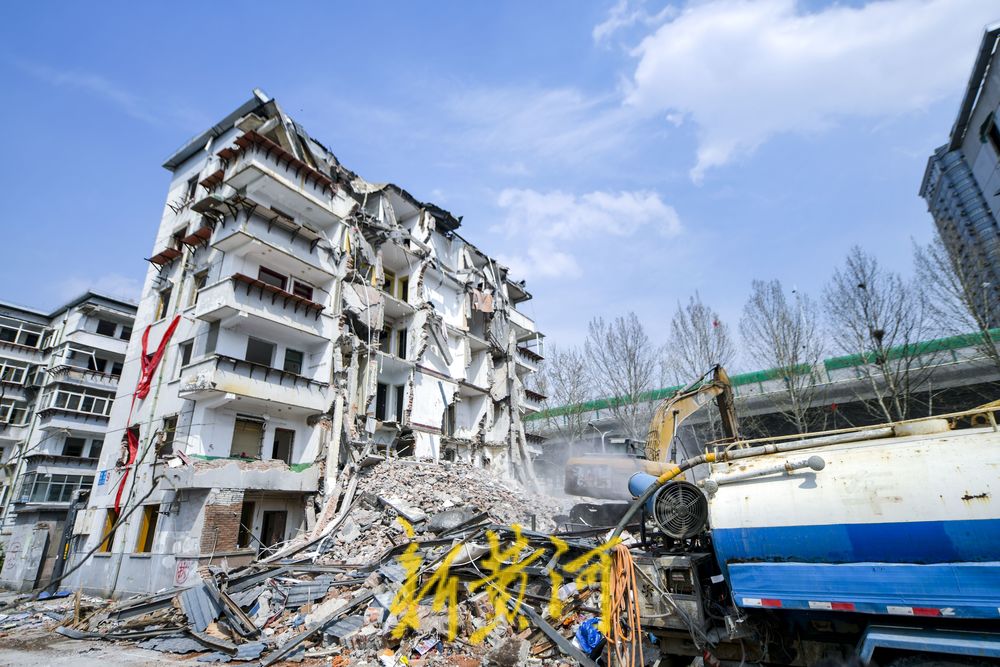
[587,421,611,453]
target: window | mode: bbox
[375,383,388,421]
[100,507,120,553]
[237,502,256,549]
[89,438,103,459]
[95,319,117,336]
[160,415,177,455]
[272,428,294,464]
[26,473,93,503]
[120,326,132,341]
[258,266,287,291]
[185,175,198,202]
[171,226,187,251]
[395,385,405,423]
[135,505,159,553]
[63,437,86,457]
[292,280,314,301]
[283,349,303,375]
[156,286,173,320]
[189,271,208,307]
[88,356,108,373]
[231,416,264,459]
[442,402,456,436]
[398,277,409,302]
[245,338,275,366]
[177,340,193,375]
[111,361,124,377]
[396,329,408,359]
[383,270,396,296]
[205,320,220,355]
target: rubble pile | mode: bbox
[43,457,612,666]
[318,459,566,564]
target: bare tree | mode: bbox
[584,313,659,441]
[915,230,1000,373]
[741,280,825,434]
[667,293,736,382]
[537,344,594,444]
[824,246,934,422]
[666,293,736,441]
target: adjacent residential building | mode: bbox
[920,24,1000,321]
[62,90,544,597]
[0,292,136,591]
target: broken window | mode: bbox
[272,428,294,464]
[185,175,198,202]
[171,226,188,251]
[89,438,103,459]
[237,502,256,549]
[120,325,132,341]
[245,337,275,366]
[63,437,86,457]
[205,320,220,355]
[135,505,159,553]
[257,266,287,291]
[383,270,396,296]
[395,329,408,359]
[231,416,264,459]
[260,510,287,549]
[398,277,409,302]
[111,361,124,377]
[160,415,177,455]
[95,319,117,337]
[177,341,193,376]
[99,507,120,553]
[395,385,405,423]
[156,286,173,321]
[442,403,456,437]
[190,271,208,307]
[283,348,303,375]
[87,356,108,373]
[292,280,314,301]
[375,383,388,421]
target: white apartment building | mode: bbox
[63,90,544,597]
[0,292,136,591]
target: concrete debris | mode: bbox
[30,453,603,665]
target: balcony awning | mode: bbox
[147,247,182,267]
[199,169,225,191]
[180,225,213,248]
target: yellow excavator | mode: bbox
[563,365,739,501]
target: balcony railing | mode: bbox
[179,354,329,412]
[45,364,121,390]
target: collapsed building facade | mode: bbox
[63,89,545,597]
[0,292,136,591]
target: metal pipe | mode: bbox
[704,455,825,489]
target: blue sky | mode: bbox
[1,0,997,358]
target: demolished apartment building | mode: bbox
[62,89,545,597]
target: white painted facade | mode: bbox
[0,293,136,591]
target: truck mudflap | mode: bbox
[857,626,1000,663]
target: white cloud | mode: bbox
[623,0,999,180]
[593,0,676,44]
[18,62,164,126]
[445,86,635,165]
[494,188,681,279]
[58,273,142,304]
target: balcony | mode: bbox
[62,329,130,357]
[165,458,319,493]
[195,275,333,343]
[220,131,355,227]
[523,388,546,413]
[212,214,334,284]
[178,354,329,413]
[508,308,537,341]
[46,364,120,391]
[515,345,543,374]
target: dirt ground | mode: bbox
[0,625,183,666]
